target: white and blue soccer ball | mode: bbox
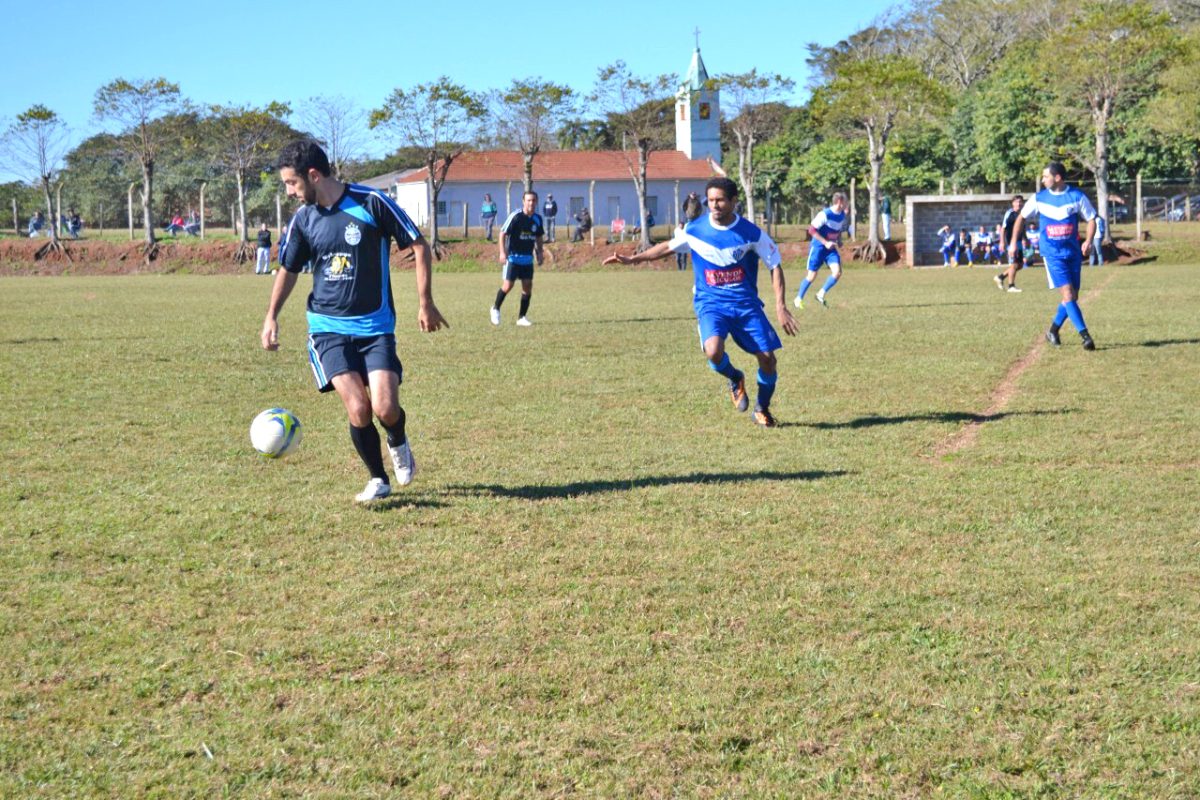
[250,408,302,458]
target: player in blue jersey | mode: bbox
[794,192,849,308]
[1008,162,1098,350]
[601,177,798,427]
[260,140,449,503]
[490,191,544,327]
[936,225,957,266]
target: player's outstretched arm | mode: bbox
[601,240,674,266]
[411,236,449,332]
[261,269,299,350]
[770,266,798,336]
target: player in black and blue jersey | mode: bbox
[490,191,544,327]
[260,140,449,503]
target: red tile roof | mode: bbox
[398,150,717,183]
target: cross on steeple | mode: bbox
[693,27,701,50]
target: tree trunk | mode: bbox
[636,145,651,251]
[854,123,887,263]
[522,151,534,194]
[141,159,156,246]
[232,169,251,263]
[1093,112,1111,244]
[41,178,58,245]
[736,133,755,223]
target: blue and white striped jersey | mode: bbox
[1020,186,1096,263]
[810,207,848,244]
[283,183,420,337]
[668,214,781,308]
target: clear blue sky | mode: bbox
[1,0,894,175]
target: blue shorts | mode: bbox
[807,244,841,271]
[307,333,403,393]
[1044,257,1082,290]
[696,302,783,355]
[503,260,535,282]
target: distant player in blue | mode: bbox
[1009,162,1098,350]
[490,191,544,327]
[795,192,848,308]
[937,225,957,266]
[602,177,798,427]
[261,140,449,503]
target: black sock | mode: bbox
[1049,321,1061,334]
[494,289,507,309]
[382,407,407,447]
[348,423,388,481]
[519,293,531,318]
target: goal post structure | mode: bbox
[905,193,1013,267]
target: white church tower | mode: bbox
[675,37,721,164]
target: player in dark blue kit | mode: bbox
[1009,162,1098,350]
[603,177,798,427]
[261,140,449,503]
[490,191,544,327]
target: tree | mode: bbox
[2,105,72,254]
[913,0,1030,90]
[370,77,486,256]
[1041,0,1180,233]
[206,102,294,261]
[492,79,575,192]
[590,61,676,251]
[93,78,182,251]
[298,95,368,181]
[814,54,946,260]
[715,71,794,222]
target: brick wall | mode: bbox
[905,194,1013,267]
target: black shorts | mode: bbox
[306,333,402,393]
[1008,247,1026,269]
[503,260,535,282]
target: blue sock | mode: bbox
[821,275,839,294]
[797,278,812,299]
[756,368,777,410]
[709,353,742,382]
[1062,300,1087,332]
[1052,303,1069,329]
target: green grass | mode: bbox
[2,263,1199,797]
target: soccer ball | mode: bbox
[250,408,302,458]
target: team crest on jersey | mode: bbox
[344,222,362,246]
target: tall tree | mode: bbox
[814,54,945,260]
[2,105,72,252]
[298,95,368,181]
[715,70,794,222]
[1041,0,1180,230]
[370,77,486,256]
[590,61,675,251]
[492,78,575,192]
[93,78,182,250]
[913,0,1030,90]
[206,102,293,261]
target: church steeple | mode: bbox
[675,34,721,163]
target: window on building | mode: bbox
[436,200,447,218]
[569,197,585,215]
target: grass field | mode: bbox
[2,262,1199,797]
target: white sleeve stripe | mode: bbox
[500,212,519,233]
[366,188,420,240]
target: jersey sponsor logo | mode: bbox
[1045,222,1074,239]
[325,253,354,280]
[705,266,745,286]
[344,222,362,245]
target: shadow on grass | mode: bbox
[872,301,985,309]
[799,409,1073,430]
[447,469,851,500]
[555,315,696,326]
[365,495,449,511]
[1104,337,1200,349]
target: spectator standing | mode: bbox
[542,194,558,242]
[480,193,499,241]
[881,194,892,240]
[674,222,688,270]
[255,223,273,274]
[28,210,44,237]
[1089,215,1106,266]
[682,190,703,223]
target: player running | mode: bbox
[261,140,449,503]
[490,191,545,327]
[995,195,1026,292]
[1008,162,1098,350]
[795,192,848,308]
[602,177,798,427]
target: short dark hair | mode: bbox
[705,177,738,200]
[278,140,331,178]
[1012,195,1024,202]
[523,190,538,201]
[1046,161,1066,180]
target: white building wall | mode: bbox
[393,178,712,233]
